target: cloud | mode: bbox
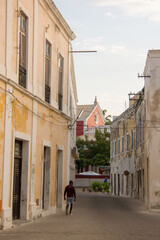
[94,0,160,23]
[74,38,129,55]
[74,37,104,49]
[106,12,116,18]
[93,44,129,55]
[107,45,128,54]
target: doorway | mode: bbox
[56,149,63,208]
[13,141,22,219]
[13,138,29,220]
[42,146,51,210]
[114,174,116,195]
[118,174,120,196]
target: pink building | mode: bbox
[76,97,106,140]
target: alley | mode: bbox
[0,190,160,240]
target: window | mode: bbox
[122,136,124,153]
[45,41,51,103]
[126,133,129,152]
[111,141,113,157]
[118,138,120,155]
[131,130,134,150]
[139,116,142,143]
[19,13,27,88]
[94,112,99,124]
[114,140,116,156]
[58,54,64,111]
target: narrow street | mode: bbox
[0,189,160,240]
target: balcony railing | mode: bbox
[45,84,50,103]
[19,65,27,88]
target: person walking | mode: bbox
[64,180,76,215]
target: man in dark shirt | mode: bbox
[64,180,76,215]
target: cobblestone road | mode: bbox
[0,190,160,240]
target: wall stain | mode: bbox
[13,102,28,132]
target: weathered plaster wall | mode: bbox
[110,109,136,196]
[144,50,160,209]
[0,82,5,210]
[37,0,69,112]
[0,1,6,69]
[34,103,68,210]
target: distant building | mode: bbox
[110,91,143,197]
[76,97,110,175]
[76,97,110,140]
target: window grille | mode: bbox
[45,41,51,103]
[58,55,64,111]
[19,13,27,88]
[122,136,124,153]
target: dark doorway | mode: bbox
[114,174,116,195]
[56,149,63,208]
[42,146,50,210]
[13,140,23,219]
[118,174,120,196]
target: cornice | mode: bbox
[44,0,76,40]
[0,74,71,121]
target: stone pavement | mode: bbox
[0,189,160,240]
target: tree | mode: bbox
[102,109,112,125]
[104,115,112,125]
[76,129,110,171]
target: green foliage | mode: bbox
[91,182,109,192]
[104,115,112,125]
[102,109,112,125]
[76,129,110,169]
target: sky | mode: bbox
[53,0,160,117]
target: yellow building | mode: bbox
[110,92,144,197]
[0,0,77,229]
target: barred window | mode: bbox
[58,54,64,111]
[45,41,51,103]
[19,13,27,88]
[122,136,124,153]
[126,133,129,152]
[118,138,120,155]
[131,130,134,150]
[114,140,116,156]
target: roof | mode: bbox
[111,89,144,128]
[77,96,105,122]
[78,171,100,176]
[77,104,96,120]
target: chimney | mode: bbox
[94,96,97,105]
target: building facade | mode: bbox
[76,97,107,140]
[135,92,145,201]
[67,47,78,182]
[110,92,145,197]
[110,102,136,197]
[143,50,160,210]
[0,0,76,229]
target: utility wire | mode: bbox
[0,87,69,128]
